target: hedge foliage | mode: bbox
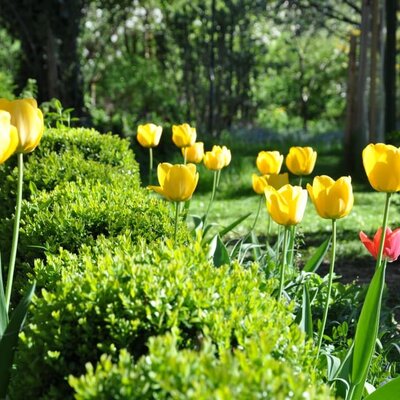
[0,127,139,218]
[70,333,332,400]
[11,236,330,399]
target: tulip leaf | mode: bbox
[0,281,36,398]
[364,375,400,400]
[0,256,8,337]
[208,234,230,267]
[251,231,261,260]
[332,343,353,399]
[295,282,313,339]
[326,354,341,382]
[303,237,331,273]
[218,212,252,239]
[351,262,386,396]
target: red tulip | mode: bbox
[359,227,400,262]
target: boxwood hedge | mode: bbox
[10,236,330,399]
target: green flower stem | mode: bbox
[278,226,289,299]
[316,218,337,357]
[148,147,153,185]
[298,176,303,187]
[287,225,296,267]
[251,195,263,231]
[183,149,187,165]
[216,169,221,188]
[174,201,180,242]
[5,153,24,312]
[203,170,218,226]
[376,193,392,269]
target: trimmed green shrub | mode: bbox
[11,236,330,399]
[70,333,332,400]
[16,178,187,263]
[0,127,140,219]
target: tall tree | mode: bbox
[0,0,85,115]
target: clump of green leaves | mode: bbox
[11,236,330,399]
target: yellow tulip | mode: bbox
[252,174,268,194]
[182,142,204,163]
[362,143,400,192]
[256,151,283,175]
[203,145,231,171]
[252,172,289,194]
[137,123,162,148]
[148,163,199,202]
[307,175,353,219]
[285,146,317,176]
[172,123,196,148]
[0,110,18,163]
[266,172,289,190]
[265,184,307,226]
[0,98,44,153]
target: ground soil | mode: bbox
[319,258,400,323]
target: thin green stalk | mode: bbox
[148,147,153,185]
[174,201,180,243]
[376,193,392,269]
[216,169,221,188]
[278,227,289,298]
[203,170,218,226]
[183,148,187,165]
[5,153,24,312]
[298,176,303,187]
[287,225,296,267]
[251,195,263,231]
[316,218,337,357]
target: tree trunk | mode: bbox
[384,0,397,135]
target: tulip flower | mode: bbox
[172,123,196,148]
[264,184,307,227]
[136,123,162,184]
[203,145,231,171]
[149,163,199,241]
[0,110,18,164]
[362,143,400,192]
[264,184,307,298]
[307,176,353,220]
[256,151,283,175]
[137,123,162,148]
[285,146,317,176]
[182,142,204,164]
[307,175,353,357]
[149,163,199,202]
[0,98,44,153]
[252,174,269,195]
[360,227,400,262]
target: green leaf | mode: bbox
[364,375,400,399]
[0,255,8,337]
[303,237,331,273]
[351,262,386,397]
[326,354,341,382]
[251,231,261,260]
[207,234,230,267]
[296,282,313,339]
[217,212,252,239]
[0,281,36,398]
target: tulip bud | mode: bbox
[256,151,283,175]
[0,98,44,153]
[362,143,400,192]
[148,163,199,202]
[265,184,307,226]
[286,146,317,176]
[137,123,162,148]
[182,142,204,163]
[172,123,197,148]
[307,175,353,220]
